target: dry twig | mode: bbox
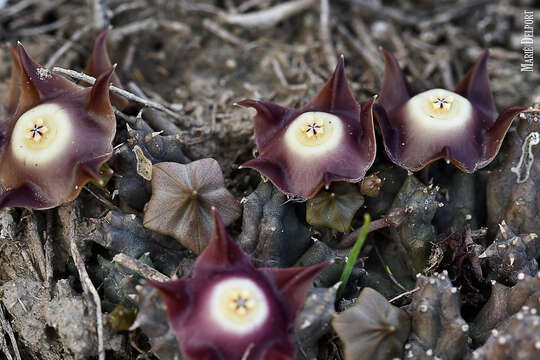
[46,24,92,68]
[222,0,315,30]
[203,19,245,47]
[91,0,109,30]
[52,66,183,121]
[70,236,105,360]
[0,305,21,360]
[112,253,170,282]
[319,0,336,70]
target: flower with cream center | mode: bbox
[375,49,527,173]
[210,277,269,334]
[238,56,376,199]
[148,210,327,360]
[0,42,117,210]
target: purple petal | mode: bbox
[192,210,254,276]
[85,29,128,109]
[482,106,529,168]
[17,43,79,99]
[0,183,53,210]
[455,51,497,121]
[261,261,328,320]
[147,279,191,330]
[237,99,294,149]
[378,48,414,113]
[306,56,358,113]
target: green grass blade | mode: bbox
[337,213,371,298]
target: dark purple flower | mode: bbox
[238,57,376,199]
[0,44,116,209]
[375,49,527,172]
[149,210,327,360]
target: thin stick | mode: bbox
[113,253,170,282]
[373,243,408,292]
[0,305,21,360]
[51,67,183,121]
[0,330,14,360]
[91,0,109,30]
[16,17,70,37]
[222,0,315,30]
[336,208,410,249]
[319,0,336,70]
[46,24,92,68]
[70,237,104,360]
[389,287,420,303]
[336,24,383,78]
[202,19,245,47]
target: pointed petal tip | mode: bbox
[236,99,257,108]
[88,67,115,112]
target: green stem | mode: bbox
[337,213,371,298]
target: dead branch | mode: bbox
[319,0,336,71]
[0,304,21,360]
[46,24,92,68]
[222,0,315,30]
[109,18,190,42]
[203,18,245,47]
[67,203,104,360]
[51,67,183,121]
[90,0,109,30]
[112,253,170,282]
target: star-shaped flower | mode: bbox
[374,49,527,172]
[0,43,116,209]
[149,210,327,360]
[238,57,376,199]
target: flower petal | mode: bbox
[455,51,497,121]
[378,48,414,113]
[482,106,529,168]
[85,29,129,110]
[147,278,191,330]
[261,261,328,320]
[306,55,358,114]
[0,183,53,209]
[192,210,253,276]
[86,66,116,122]
[6,44,39,117]
[237,99,293,149]
[17,43,79,99]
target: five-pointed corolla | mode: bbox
[374,49,527,172]
[149,210,327,360]
[238,56,376,199]
[0,43,116,209]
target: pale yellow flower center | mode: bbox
[221,289,257,319]
[209,278,269,334]
[284,112,344,158]
[404,89,473,131]
[429,94,455,112]
[11,103,73,167]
